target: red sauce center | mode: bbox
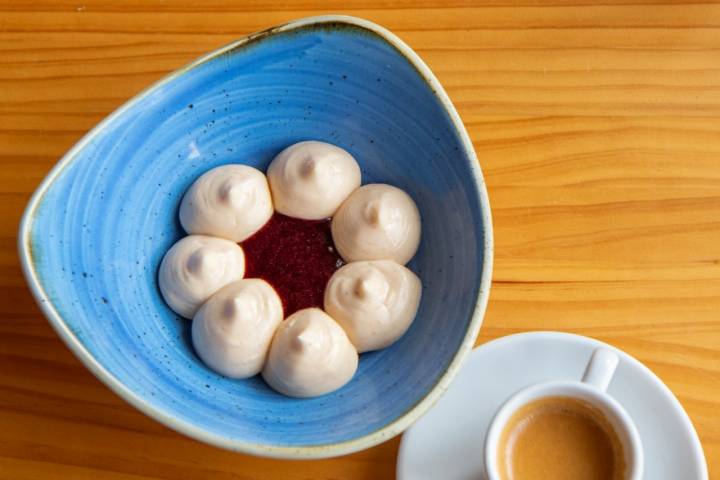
[241,213,344,317]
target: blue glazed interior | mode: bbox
[28,23,487,447]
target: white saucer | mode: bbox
[397,332,708,480]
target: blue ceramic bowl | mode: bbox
[19,16,493,458]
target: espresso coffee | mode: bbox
[497,396,625,480]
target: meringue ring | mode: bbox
[332,183,421,264]
[324,260,422,353]
[158,235,245,319]
[267,141,361,220]
[192,279,283,378]
[179,164,273,242]
[262,308,358,398]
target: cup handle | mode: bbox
[582,348,620,392]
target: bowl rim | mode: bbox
[17,14,494,459]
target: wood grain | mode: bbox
[1,1,719,478]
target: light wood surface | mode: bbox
[1,1,719,479]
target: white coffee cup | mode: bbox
[484,348,643,480]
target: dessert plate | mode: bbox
[397,332,708,480]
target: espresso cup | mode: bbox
[484,348,643,480]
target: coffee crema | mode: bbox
[497,396,626,480]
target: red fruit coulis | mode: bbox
[241,213,344,317]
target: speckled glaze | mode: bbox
[18,16,493,458]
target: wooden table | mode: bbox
[2,1,719,478]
